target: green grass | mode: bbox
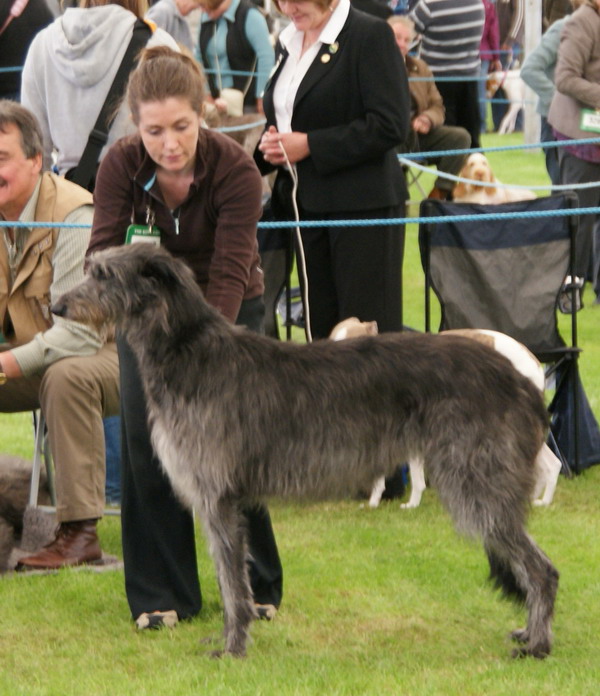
[1,133,599,695]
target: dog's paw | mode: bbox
[210,647,246,659]
[511,643,551,660]
[510,627,529,644]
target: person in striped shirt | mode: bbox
[409,0,485,148]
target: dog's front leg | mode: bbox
[368,477,386,508]
[199,499,256,657]
[532,444,562,507]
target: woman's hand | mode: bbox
[258,126,310,166]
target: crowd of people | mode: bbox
[0,0,598,635]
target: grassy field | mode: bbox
[1,133,599,696]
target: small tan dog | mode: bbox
[453,152,536,204]
[330,319,562,509]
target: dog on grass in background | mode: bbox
[0,455,51,573]
[54,244,559,660]
[453,152,536,204]
[332,318,563,510]
[486,69,526,135]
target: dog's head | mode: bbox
[329,317,379,341]
[52,244,204,335]
[453,153,497,199]
[485,71,503,99]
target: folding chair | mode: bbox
[29,410,55,509]
[28,411,121,516]
[418,192,600,474]
[404,163,428,200]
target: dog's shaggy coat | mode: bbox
[54,244,559,659]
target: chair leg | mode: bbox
[29,411,56,508]
[30,410,121,516]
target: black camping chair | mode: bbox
[419,192,600,474]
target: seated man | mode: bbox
[389,15,471,201]
[0,101,119,570]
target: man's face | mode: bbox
[0,123,42,220]
[391,22,412,58]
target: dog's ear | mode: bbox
[140,252,181,289]
[487,170,498,195]
[453,180,468,199]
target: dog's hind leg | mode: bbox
[532,444,562,507]
[486,530,558,658]
[199,499,257,657]
[428,432,558,658]
[401,457,426,509]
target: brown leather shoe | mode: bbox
[16,519,102,570]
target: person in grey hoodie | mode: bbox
[20,0,178,176]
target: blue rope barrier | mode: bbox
[399,157,600,192]
[216,119,266,133]
[3,206,600,231]
[399,136,600,161]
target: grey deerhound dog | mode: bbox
[54,244,559,659]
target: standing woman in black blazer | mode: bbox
[256,0,410,339]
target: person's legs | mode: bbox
[419,125,471,194]
[0,371,41,412]
[236,296,284,610]
[16,343,120,569]
[558,150,600,282]
[103,416,121,504]
[38,343,120,522]
[458,81,482,150]
[296,223,339,339]
[117,336,202,621]
[436,81,458,128]
[479,59,490,131]
[540,116,560,188]
[330,206,405,334]
[436,80,480,149]
[593,220,600,301]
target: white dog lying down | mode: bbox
[486,69,526,135]
[453,152,536,205]
[330,320,562,509]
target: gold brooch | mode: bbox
[321,54,331,64]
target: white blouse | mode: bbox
[273,0,350,134]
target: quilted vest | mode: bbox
[0,172,93,346]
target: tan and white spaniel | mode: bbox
[453,152,536,204]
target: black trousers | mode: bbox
[117,296,283,620]
[296,205,405,340]
[558,150,600,294]
[436,79,481,150]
